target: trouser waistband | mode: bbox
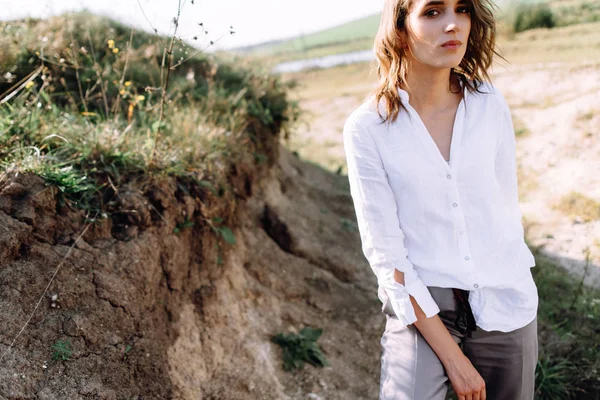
[452,288,477,338]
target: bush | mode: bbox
[513,2,556,33]
[271,327,329,372]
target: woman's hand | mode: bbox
[444,354,486,400]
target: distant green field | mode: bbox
[249,0,599,63]
[255,14,381,55]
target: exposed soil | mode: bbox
[0,144,387,399]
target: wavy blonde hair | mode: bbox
[373,0,501,124]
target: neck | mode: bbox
[400,59,459,112]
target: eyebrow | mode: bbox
[423,0,469,6]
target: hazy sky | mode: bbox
[1,0,385,50]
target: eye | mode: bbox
[425,9,440,17]
[456,6,471,13]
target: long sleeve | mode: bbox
[494,93,524,225]
[342,114,440,327]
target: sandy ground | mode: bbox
[493,61,600,287]
[284,59,600,288]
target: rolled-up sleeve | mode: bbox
[342,114,440,326]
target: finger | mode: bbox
[482,387,487,400]
[473,391,480,400]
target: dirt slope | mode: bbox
[0,145,386,399]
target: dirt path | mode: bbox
[493,61,600,287]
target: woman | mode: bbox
[342,0,539,399]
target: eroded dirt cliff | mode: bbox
[0,145,386,400]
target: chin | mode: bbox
[434,55,466,70]
[429,61,463,70]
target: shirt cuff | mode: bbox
[385,284,417,326]
[405,278,441,319]
[383,278,440,326]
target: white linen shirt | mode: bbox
[342,81,538,332]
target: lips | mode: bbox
[442,40,462,47]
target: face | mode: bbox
[401,0,472,70]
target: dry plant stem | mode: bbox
[112,29,135,121]
[170,32,229,70]
[0,65,43,104]
[570,246,592,309]
[136,0,166,48]
[151,0,183,164]
[69,30,89,115]
[61,78,78,108]
[86,29,110,118]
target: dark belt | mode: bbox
[452,288,477,338]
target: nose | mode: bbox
[444,14,461,33]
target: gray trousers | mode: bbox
[379,286,538,400]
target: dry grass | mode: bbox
[553,191,600,223]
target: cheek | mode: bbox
[462,16,472,35]
[406,17,435,46]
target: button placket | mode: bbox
[450,183,473,268]
[447,163,474,270]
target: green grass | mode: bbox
[0,11,300,218]
[531,248,600,398]
[51,339,72,361]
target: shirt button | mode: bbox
[459,230,465,235]
[464,256,470,260]
[473,284,479,289]
[446,174,452,179]
[452,202,458,207]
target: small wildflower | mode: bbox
[112,47,119,54]
[124,81,131,87]
[25,81,34,89]
[119,89,126,95]
[127,103,134,121]
[35,51,40,56]
[107,39,115,49]
[136,95,145,102]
